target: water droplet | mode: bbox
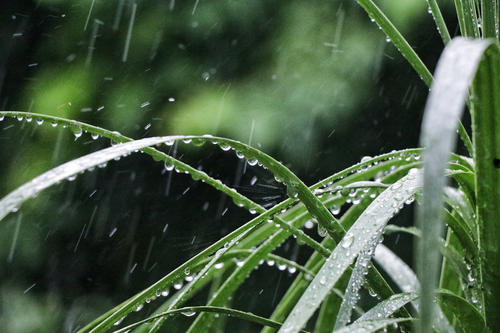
[135,304,144,312]
[361,156,371,163]
[214,262,224,269]
[72,126,83,139]
[277,264,287,271]
[247,159,258,166]
[317,225,327,238]
[181,311,196,317]
[201,72,210,81]
[385,37,391,43]
[36,119,44,125]
[184,267,190,275]
[173,282,183,290]
[91,133,99,140]
[161,289,169,297]
[287,185,298,198]
[219,143,231,151]
[319,276,326,285]
[168,97,175,102]
[164,159,175,171]
[341,234,354,248]
[114,317,124,326]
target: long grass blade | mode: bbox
[416,37,494,333]
[354,1,474,155]
[354,292,417,322]
[333,233,383,329]
[471,40,500,327]
[0,111,262,215]
[333,318,412,333]
[355,0,433,86]
[111,306,310,333]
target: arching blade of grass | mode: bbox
[0,136,182,221]
[355,0,474,156]
[278,170,421,333]
[0,112,342,241]
[471,40,500,328]
[355,0,432,86]
[333,318,412,333]
[374,245,418,293]
[354,292,417,322]
[416,37,495,333]
[0,111,262,215]
[110,306,310,333]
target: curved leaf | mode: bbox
[333,318,412,333]
[354,292,417,322]
[416,37,495,333]
[110,306,310,333]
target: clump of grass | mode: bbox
[0,0,499,332]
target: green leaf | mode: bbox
[278,170,421,333]
[354,292,417,322]
[333,318,412,333]
[416,37,495,333]
[471,40,500,328]
[355,0,432,86]
[0,111,263,216]
[110,306,311,333]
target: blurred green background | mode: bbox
[0,0,457,332]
